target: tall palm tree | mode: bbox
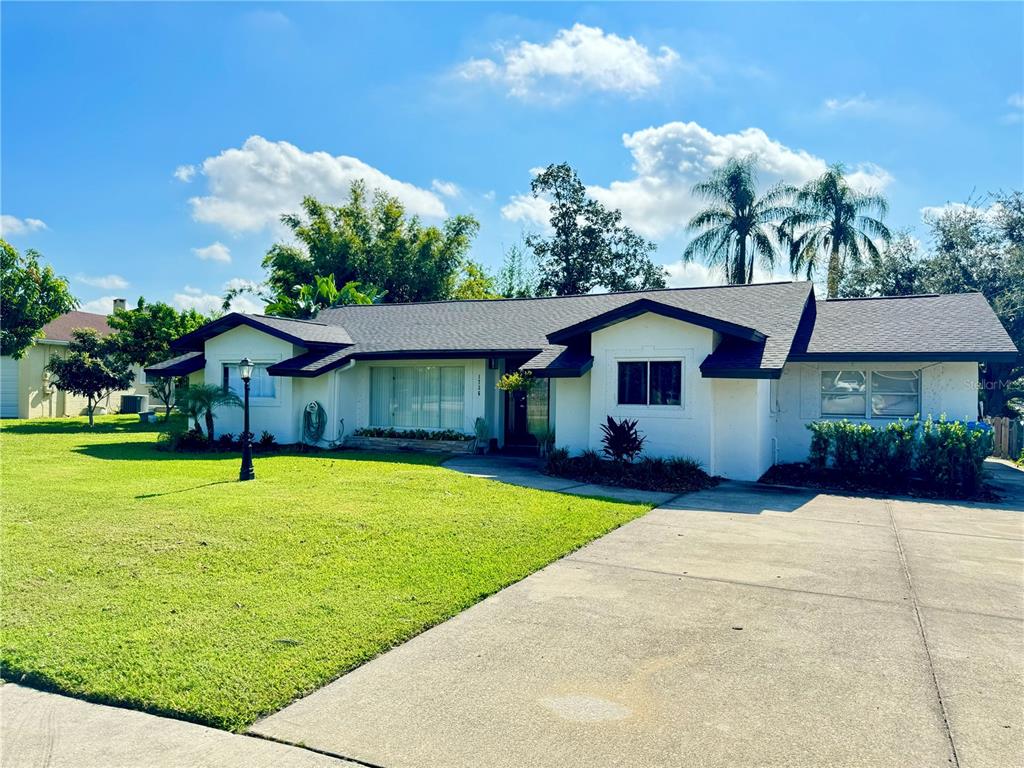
[682,156,795,284]
[783,164,892,298]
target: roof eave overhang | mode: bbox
[699,366,782,380]
[144,356,206,377]
[546,299,766,345]
[787,351,1019,363]
[529,358,595,378]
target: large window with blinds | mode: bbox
[370,366,465,430]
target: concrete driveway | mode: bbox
[253,461,1024,768]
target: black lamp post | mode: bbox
[238,357,255,481]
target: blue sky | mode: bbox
[3,2,1022,314]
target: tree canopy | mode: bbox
[683,156,794,284]
[784,164,892,298]
[525,163,666,296]
[106,298,207,367]
[241,183,480,314]
[45,328,135,427]
[0,240,78,358]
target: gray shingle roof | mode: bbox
[316,281,814,374]
[173,313,352,350]
[789,293,1019,361]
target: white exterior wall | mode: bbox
[709,378,776,481]
[773,360,980,464]
[553,373,591,453]
[204,326,300,442]
[587,314,715,470]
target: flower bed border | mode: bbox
[343,435,477,454]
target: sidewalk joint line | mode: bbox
[885,499,961,768]
[246,730,389,768]
[566,556,902,607]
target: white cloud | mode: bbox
[822,93,880,115]
[173,164,197,182]
[0,215,47,236]
[1004,92,1024,124]
[79,296,119,314]
[75,273,129,290]
[431,179,460,198]
[188,135,446,233]
[500,193,554,234]
[192,241,232,263]
[456,23,680,100]
[172,281,263,316]
[582,121,892,238]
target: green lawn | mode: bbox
[1,416,650,731]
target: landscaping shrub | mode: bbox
[779,416,994,498]
[353,427,473,441]
[157,426,210,453]
[545,447,715,494]
[600,416,646,463]
[257,430,278,451]
[215,433,237,452]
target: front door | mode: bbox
[503,376,550,452]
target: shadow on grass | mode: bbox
[0,415,183,436]
[136,480,236,499]
[72,441,447,469]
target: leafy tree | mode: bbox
[148,377,178,421]
[231,183,479,312]
[918,193,1024,416]
[263,275,384,318]
[683,156,795,284]
[525,163,666,296]
[839,232,926,298]
[0,240,78,358]
[495,241,538,298]
[106,298,206,367]
[45,329,134,427]
[784,164,892,298]
[176,384,241,441]
[452,261,500,300]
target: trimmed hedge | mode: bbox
[783,416,994,498]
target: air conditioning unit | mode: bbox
[120,394,149,414]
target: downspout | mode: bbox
[334,360,355,445]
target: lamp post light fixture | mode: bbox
[238,357,255,482]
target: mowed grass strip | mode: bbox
[0,416,650,731]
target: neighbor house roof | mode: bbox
[788,293,1019,362]
[39,311,112,344]
[152,282,1019,379]
[172,313,353,351]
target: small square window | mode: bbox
[820,370,866,416]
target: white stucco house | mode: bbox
[146,281,1019,481]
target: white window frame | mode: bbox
[222,362,280,407]
[616,359,684,408]
[819,368,921,419]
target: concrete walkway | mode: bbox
[252,460,1024,768]
[0,683,360,768]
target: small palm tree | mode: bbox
[683,156,794,284]
[176,384,241,440]
[783,164,892,298]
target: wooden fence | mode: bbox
[987,416,1024,460]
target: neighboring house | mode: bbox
[146,282,1019,480]
[0,300,146,419]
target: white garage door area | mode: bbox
[1,356,20,418]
